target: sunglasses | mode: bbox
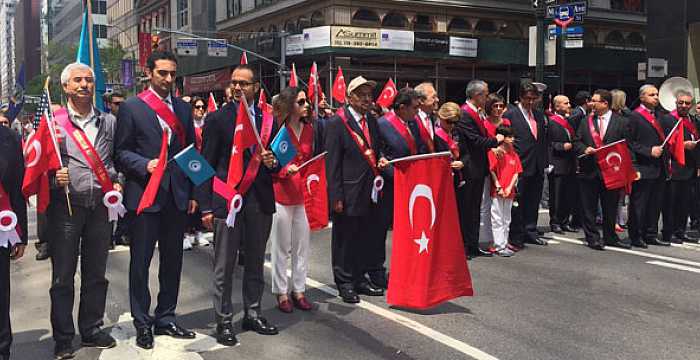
[297,99,308,106]
[194,105,206,109]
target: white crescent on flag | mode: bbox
[23,139,41,168]
[605,151,622,169]
[383,86,396,100]
[408,184,436,229]
[306,174,320,194]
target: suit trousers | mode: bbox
[367,183,392,277]
[628,177,664,243]
[212,194,272,323]
[458,176,486,253]
[579,178,620,245]
[549,174,576,226]
[509,174,544,247]
[662,179,691,241]
[270,203,310,295]
[491,196,513,250]
[479,178,494,246]
[129,195,187,329]
[0,248,10,357]
[332,210,376,289]
[48,197,111,342]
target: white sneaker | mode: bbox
[183,235,194,251]
[195,231,210,246]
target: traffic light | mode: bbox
[151,35,160,51]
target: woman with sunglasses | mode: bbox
[183,96,210,251]
[269,87,317,313]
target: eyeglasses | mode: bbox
[297,99,308,106]
[230,80,254,88]
[677,100,693,105]
[194,105,206,109]
[492,103,506,109]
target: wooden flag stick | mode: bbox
[577,139,627,159]
[298,151,328,170]
[45,77,73,216]
[387,151,452,164]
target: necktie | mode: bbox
[599,116,606,139]
[361,116,372,147]
[528,111,537,139]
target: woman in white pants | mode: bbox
[270,87,315,313]
[479,94,510,252]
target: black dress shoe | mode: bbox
[588,242,605,251]
[35,242,49,261]
[54,341,75,360]
[355,281,384,296]
[338,288,360,303]
[136,328,153,350]
[368,272,388,289]
[81,330,116,349]
[606,240,632,249]
[242,316,279,335]
[528,237,549,246]
[154,322,195,339]
[669,236,684,244]
[550,225,564,234]
[215,323,238,346]
[631,240,648,249]
[646,238,671,247]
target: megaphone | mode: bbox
[659,77,693,112]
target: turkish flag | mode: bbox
[138,32,152,67]
[22,114,62,213]
[258,90,273,115]
[307,62,318,103]
[240,51,248,65]
[376,78,397,108]
[300,155,328,231]
[667,122,685,167]
[207,92,218,113]
[227,100,259,187]
[332,66,346,104]
[289,63,298,88]
[595,141,637,194]
[387,156,473,309]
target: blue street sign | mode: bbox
[546,1,587,20]
[548,26,584,36]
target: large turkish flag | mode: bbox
[300,155,328,231]
[387,156,473,309]
[595,140,636,193]
[22,113,61,213]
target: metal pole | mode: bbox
[394,57,397,83]
[560,27,566,94]
[280,31,288,90]
[328,54,333,108]
[535,2,545,82]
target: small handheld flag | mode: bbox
[289,63,298,87]
[332,66,346,104]
[270,125,298,168]
[240,52,248,65]
[173,144,216,186]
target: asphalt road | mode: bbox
[7,209,700,360]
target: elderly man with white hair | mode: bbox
[48,62,121,359]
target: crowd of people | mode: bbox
[1,49,700,360]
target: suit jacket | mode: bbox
[569,106,588,131]
[504,106,548,177]
[660,113,700,180]
[454,106,499,179]
[0,128,27,244]
[114,94,195,212]
[574,112,627,180]
[548,115,577,176]
[325,105,383,217]
[626,108,667,180]
[377,114,427,181]
[195,102,280,219]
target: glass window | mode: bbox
[177,0,188,28]
[91,0,107,15]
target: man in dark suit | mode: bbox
[454,80,503,258]
[198,65,279,345]
[574,89,630,250]
[0,126,27,360]
[114,51,197,350]
[325,76,387,303]
[373,88,427,288]
[660,90,699,244]
[626,84,670,248]
[504,81,548,248]
[547,95,577,234]
[569,91,591,131]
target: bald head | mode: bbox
[553,95,570,116]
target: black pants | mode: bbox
[37,211,49,244]
[367,182,392,277]
[510,174,544,247]
[212,194,272,323]
[48,197,112,343]
[457,176,485,253]
[332,210,376,290]
[128,196,187,329]
[579,178,620,245]
[662,179,692,241]
[628,177,664,243]
[690,177,700,227]
[0,248,10,358]
[549,173,576,227]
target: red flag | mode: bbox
[595,141,637,194]
[175,88,181,98]
[300,155,328,231]
[387,156,473,309]
[258,90,272,115]
[289,63,298,87]
[138,32,152,67]
[240,52,248,65]
[307,62,318,103]
[376,78,397,108]
[137,131,168,214]
[22,114,62,213]
[332,66,346,104]
[667,122,685,167]
[227,101,259,186]
[207,92,218,113]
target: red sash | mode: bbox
[138,90,186,147]
[194,126,203,151]
[671,110,699,139]
[0,184,22,238]
[414,115,435,153]
[337,107,379,176]
[385,112,417,155]
[435,127,459,159]
[460,103,487,136]
[635,106,665,141]
[549,114,574,139]
[287,122,313,162]
[238,109,273,195]
[587,114,604,148]
[53,108,114,193]
[137,131,168,214]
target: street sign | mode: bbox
[176,40,198,56]
[565,39,583,48]
[546,1,587,21]
[207,40,228,57]
[548,26,584,36]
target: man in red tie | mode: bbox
[626,84,670,248]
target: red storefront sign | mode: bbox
[183,68,231,94]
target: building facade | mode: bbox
[0,0,17,102]
[50,0,109,49]
[14,0,42,84]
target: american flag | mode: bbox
[33,89,50,130]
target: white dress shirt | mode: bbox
[597,110,612,139]
[518,103,538,136]
[418,109,434,139]
[149,87,174,143]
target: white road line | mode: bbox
[646,260,700,274]
[670,243,700,252]
[551,235,700,268]
[547,240,561,245]
[263,263,499,360]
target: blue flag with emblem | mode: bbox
[76,2,106,111]
[173,144,215,186]
[270,125,298,168]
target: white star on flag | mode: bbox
[414,231,429,254]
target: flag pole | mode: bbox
[298,151,328,170]
[387,151,452,164]
[44,77,73,216]
[577,139,627,159]
[661,119,682,149]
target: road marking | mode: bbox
[646,260,700,274]
[264,263,499,360]
[671,243,700,252]
[551,235,700,268]
[547,240,561,245]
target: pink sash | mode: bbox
[549,114,574,139]
[138,90,186,147]
[337,107,379,176]
[587,115,604,148]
